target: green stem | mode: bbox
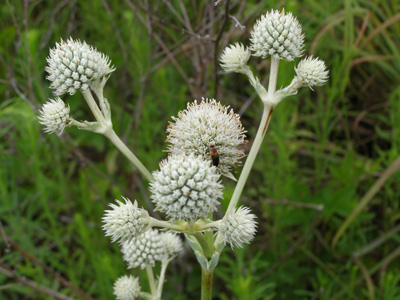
[201,267,214,300]
[149,218,188,231]
[82,89,107,125]
[103,129,153,182]
[156,258,169,298]
[193,232,212,259]
[145,264,157,297]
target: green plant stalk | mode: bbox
[214,59,279,247]
[201,267,214,300]
[145,264,157,297]
[81,89,153,182]
[156,258,169,299]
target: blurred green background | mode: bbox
[1,0,400,299]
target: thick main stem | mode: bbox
[104,129,153,182]
[201,267,214,300]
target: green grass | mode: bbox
[1,0,400,299]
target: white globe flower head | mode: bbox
[161,232,183,258]
[166,98,246,178]
[113,275,141,300]
[45,38,115,96]
[250,9,304,61]
[219,206,257,249]
[102,197,150,244]
[121,229,165,269]
[150,153,223,221]
[295,56,329,89]
[38,97,70,135]
[220,43,251,73]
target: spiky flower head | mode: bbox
[150,154,223,221]
[38,97,70,135]
[250,9,304,61]
[113,275,141,300]
[45,38,115,96]
[295,56,329,88]
[161,232,183,258]
[166,98,246,177]
[102,197,149,244]
[219,206,257,249]
[121,229,164,269]
[220,43,251,73]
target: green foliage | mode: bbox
[1,0,400,299]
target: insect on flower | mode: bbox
[210,144,219,167]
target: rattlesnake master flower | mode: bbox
[121,229,164,269]
[166,98,246,177]
[219,206,257,249]
[46,38,115,96]
[161,232,183,258]
[150,154,223,221]
[38,97,70,135]
[113,275,141,300]
[295,56,329,88]
[250,9,304,61]
[220,43,251,73]
[102,197,149,244]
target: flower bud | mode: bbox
[45,38,115,96]
[295,56,329,88]
[102,197,149,244]
[121,229,165,269]
[38,98,70,135]
[220,43,251,73]
[150,154,223,221]
[113,275,141,300]
[250,9,304,61]
[219,206,257,248]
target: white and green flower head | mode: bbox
[295,56,329,89]
[219,206,257,249]
[220,43,251,73]
[45,38,115,96]
[113,275,141,300]
[250,9,304,61]
[38,97,70,135]
[102,197,150,244]
[121,229,165,269]
[166,98,246,177]
[150,153,223,221]
[161,232,183,258]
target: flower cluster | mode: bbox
[45,38,114,96]
[38,98,70,135]
[250,9,304,61]
[166,98,246,177]
[219,206,257,249]
[113,275,141,300]
[102,197,149,244]
[220,43,251,73]
[150,153,223,221]
[295,56,329,88]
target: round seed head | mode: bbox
[38,97,70,135]
[250,9,304,61]
[102,197,149,244]
[295,56,329,88]
[45,38,115,96]
[220,43,251,73]
[220,206,257,249]
[121,229,164,269]
[166,98,246,177]
[113,275,141,300]
[150,153,223,221]
[161,232,183,258]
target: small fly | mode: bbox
[210,144,219,167]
